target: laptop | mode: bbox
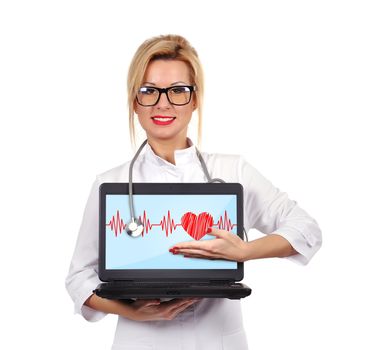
[94,183,252,300]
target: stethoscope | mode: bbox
[126,139,248,241]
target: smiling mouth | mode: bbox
[151,116,176,125]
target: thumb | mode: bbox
[206,227,225,238]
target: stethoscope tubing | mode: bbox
[127,139,247,241]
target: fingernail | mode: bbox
[207,227,212,233]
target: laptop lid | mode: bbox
[99,183,244,282]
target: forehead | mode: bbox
[143,59,191,85]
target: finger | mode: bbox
[183,254,218,260]
[168,299,199,318]
[137,299,161,307]
[186,251,236,262]
[171,241,210,250]
[206,227,228,238]
[163,297,197,308]
[183,251,222,259]
[182,246,226,258]
[177,248,214,257]
[165,299,198,314]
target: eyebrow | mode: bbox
[142,81,189,86]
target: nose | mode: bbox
[156,91,171,109]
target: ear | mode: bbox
[192,96,198,111]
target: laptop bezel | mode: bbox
[99,182,244,282]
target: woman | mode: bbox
[66,34,322,350]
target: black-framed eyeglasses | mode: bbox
[136,85,196,107]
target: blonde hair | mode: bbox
[127,34,204,149]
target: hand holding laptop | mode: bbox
[170,227,247,262]
[126,297,202,321]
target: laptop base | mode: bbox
[94,282,251,300]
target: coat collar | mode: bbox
[143,138,199,167]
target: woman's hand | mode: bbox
[127,298,201,321]
[170,228,247,262]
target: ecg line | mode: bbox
[215,210,236,232]
[106,210,237,237]
[142,209,181,236]
[106,210,126,237]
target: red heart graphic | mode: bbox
[180,212,213,240]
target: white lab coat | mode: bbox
[66,139,322,350]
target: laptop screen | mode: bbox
[105,194,238,270]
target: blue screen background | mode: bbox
[106,194,238,269]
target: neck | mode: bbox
[147,137,190,165]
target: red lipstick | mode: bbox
[151,115,176,126]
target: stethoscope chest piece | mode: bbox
[126,218,144,237]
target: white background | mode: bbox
[1,0,372,349]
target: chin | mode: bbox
[150,134,178,142]
[146,130,186,142]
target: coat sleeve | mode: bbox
[65,177,107,321]
[237,156,322,265]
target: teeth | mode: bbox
[153,117,174,121]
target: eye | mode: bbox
[139,87,157,95]
[170,86,189,94]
